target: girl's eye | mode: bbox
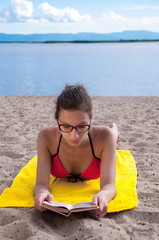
[63,125,71,129]
[78,125,85,128]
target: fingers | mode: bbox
[92,194,98,205]
[34,196,46,212]
[34,192,54,212]
[46,193,54,204]
[92,194,108,217]
[98,198,108,217]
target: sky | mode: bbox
[0,0,159,34]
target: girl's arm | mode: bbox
[34,129,54,211]
[92,128,117,217]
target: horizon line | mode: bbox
[1,30,159,35]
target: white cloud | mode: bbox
[125,5,159,11]
[0,1,91,23]
[132,16,159,26]
[0,0,33,22]
[0,7,10,22]
[0,2,159,33]
[38,3,91,22]
[0,10,10,22]
[26,18,39,23]
[102,11,125,21]
[101,10,159,26]
[11,0,33,19]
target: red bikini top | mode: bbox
[51,133,101,180]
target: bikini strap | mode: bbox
[56,135,62,155]
[88,132,101,161]
[51,135,62,157]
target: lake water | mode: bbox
[0,42,159,96]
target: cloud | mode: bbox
[125,5,159,11]
[11,0,33,19]
[132,16,159,26]
[101,10,159,26]
[0,10,10,22]
[0,1,91,23]
[38,3,91,22]
[0,6,10,22]
[102,11,125,21]
[0,2,159,33]
[0,0,33,22]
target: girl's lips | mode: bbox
[69,139,80,144]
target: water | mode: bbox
[0,42,159,96]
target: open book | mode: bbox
[41,201,99,217]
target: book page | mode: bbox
[42,201,73,210]
[41,201,99,215]
[72,201,99,210]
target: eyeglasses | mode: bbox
[58,123,91,133]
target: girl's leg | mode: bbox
[109,123,120,143]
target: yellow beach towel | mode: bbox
[0,150,138,212]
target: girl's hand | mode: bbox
[91,191,108,217]
[34,191,54,212]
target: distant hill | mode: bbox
[0,30,159,42]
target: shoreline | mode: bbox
[0,96,159,239]
[1,39,159,44]
[1,95,159,98]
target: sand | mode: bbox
[0,96,159,240]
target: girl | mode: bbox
[34,84,118,217]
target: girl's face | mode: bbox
[58,109,91,146]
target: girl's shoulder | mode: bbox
[38,126,61,152]
[38,126,59,139]
[89,125,114,158]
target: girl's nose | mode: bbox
[71,128,79,139]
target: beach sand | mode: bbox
[0,96,159,240]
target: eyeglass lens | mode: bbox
[59,125,90,133]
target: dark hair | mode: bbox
[55,84,92,120]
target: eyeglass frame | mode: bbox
[58,122,91,133]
